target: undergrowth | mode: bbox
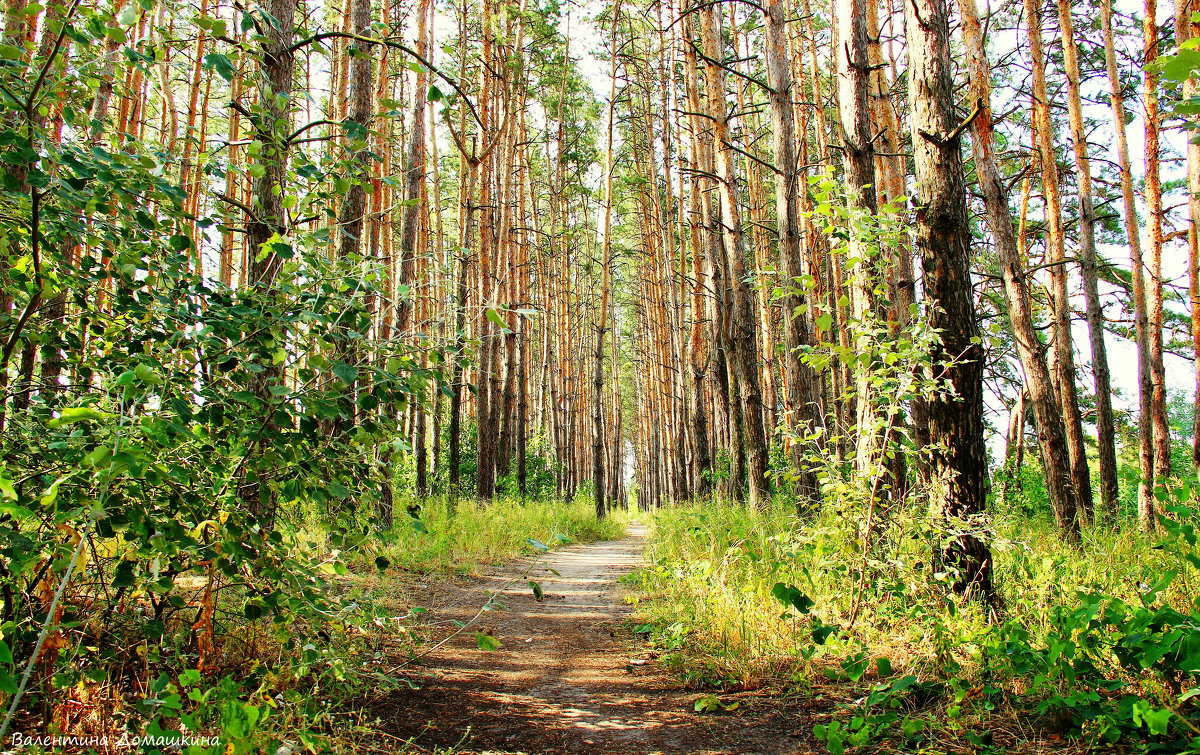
[0,495,619,754]
[630,490,1200,754]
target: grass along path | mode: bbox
[373,523,821,754]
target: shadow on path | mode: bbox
[370,524,821,754]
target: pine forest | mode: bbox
[3,0,1200,751]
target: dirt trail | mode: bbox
[375,524,820,754]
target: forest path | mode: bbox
[374,524,820,754]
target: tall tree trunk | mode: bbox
[237,0,295,524]
[594,0,620,518]
[1101,0,1156,530]
[765,0,822,506]
[1180,0,1200,479]
[1056,0,1119,520]
[1144,0,1172,506]
[958,0,1079,539]
[1024,0,1093,519]
[906,0,993,598]
[700,6,771,508]
[395,0,428,335]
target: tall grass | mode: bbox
[635,497,1196,689]
[373,495,628,573]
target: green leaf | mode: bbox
[876,656,893,677]
[0,467,16,501]
[485,307,509,330]
[1132,699,1173,736]
[1162,49,1200,82]
[1142,569,1178,604]
[0,44,22,61]
[0,502,33,519]
[48,406,108,427]
[40,474,69,505]
[694,694,721,713]
[203,52,237,82]
[529,581,544,601]
[134,363,163,386]
[815,313,833,332]
[113,560,137,588]
[332,362,358,385]
[771,582,814,614]
[428,84,443,102]
[526,538,549,552]
[811,621,838,645]
[82,446,112,469]
[374,556,390,571]
[117,3,140,26]
[475,631,501,651]
[0,639,12,664]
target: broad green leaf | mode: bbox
[82,446,113,469]
[134,363,163,386]
[203,53,237,82]
[475,631,501,651]
[529,581,544,601]
[1162,49,1200,82]
[771,582,814,614]
[117,3,140,25]
[113,560,137,588]
[332,362,358,385]
[812,621,838,645]
[876,656,893,677]
[0,502,34,519]
[0,467,15,501]
[48,406,108,427]
[485,307,508,329]
[40,475,69,506]
[1132,699,1172,736]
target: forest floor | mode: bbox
[370,524,825,754]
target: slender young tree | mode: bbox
[1179,0,1200,477]
[835,0,883,476]
[238,0,296,522]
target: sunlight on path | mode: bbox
[379,522,816,754]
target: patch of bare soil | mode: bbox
[368,524,823,754]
